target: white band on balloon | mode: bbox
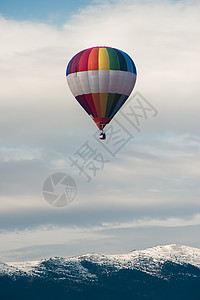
[67,70,136,97]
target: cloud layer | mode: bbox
[0,0,200,261]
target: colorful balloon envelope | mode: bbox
[66,46,137,138]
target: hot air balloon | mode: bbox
[66,46,137,140]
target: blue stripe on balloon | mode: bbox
[118,50,136,74]
[66,57,73,75]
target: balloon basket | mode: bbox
[99,131,106,140]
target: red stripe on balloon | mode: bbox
[70,50,84,74]
[76,95,93,117]
[78,48,93,72]
[84,94,98,117]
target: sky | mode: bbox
[0,0,200,262]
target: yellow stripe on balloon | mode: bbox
[98,48,109,70]
[100,93,108,117]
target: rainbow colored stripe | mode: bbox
[66,47,137,129]
[66,47,136,75]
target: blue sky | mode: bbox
[0,0,93,25]
[0,0,200,261]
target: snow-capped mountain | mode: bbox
[2,244,200,279]
[1,244,200,300]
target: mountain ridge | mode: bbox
[1,244,200,300]
[2,243,200,279]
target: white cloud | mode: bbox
[0,146,42,162]
[101,213,200,230]
[1,212,200,261]
[0,224,114,261]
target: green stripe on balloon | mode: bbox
[105,93,116,117]
[114,49,127,71]
[106,47,120,70]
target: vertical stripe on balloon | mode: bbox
[84,94,98,117]
[76,95,93,117]
[69,50,84,74]
[88,47,99,70]
[99,48,109,70]
[107,94,122,118]
[106,47,120,70]
[78,48,92,72]
[114,49,127,71]
[109,94,128,118]
[91,93,101,118]
[100,93,108,117]
[105,93,116,117]
[118,49,136,73]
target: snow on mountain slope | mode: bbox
[0,261,26,277]
[2,244,200,279]
[77,244,200,278]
